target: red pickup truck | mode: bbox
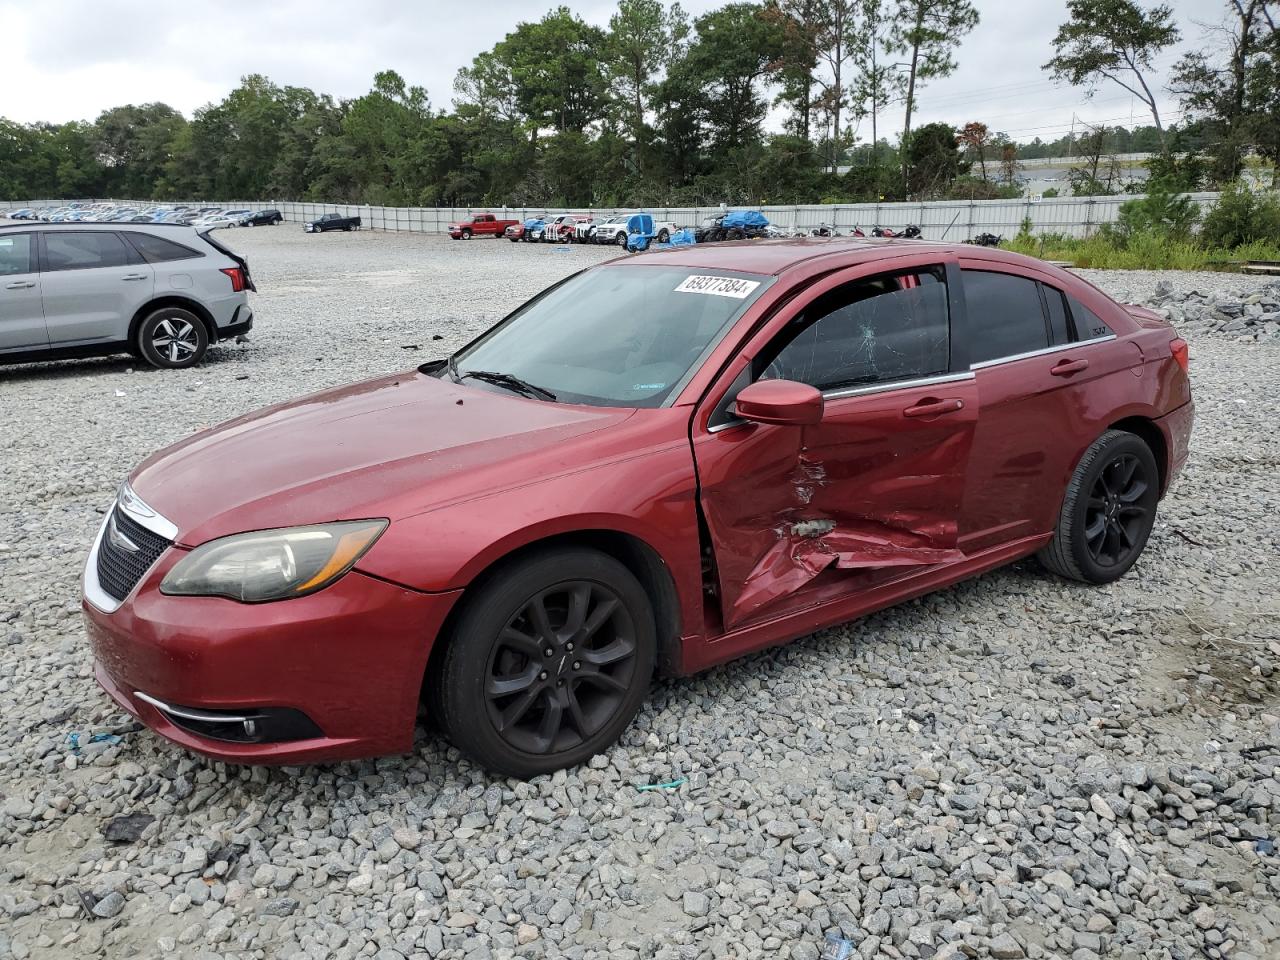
[447,213,520,240]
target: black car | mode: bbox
[304,213,361,233]
[238,209,283,227]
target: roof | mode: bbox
[609,237,1062,277]
[0,221,200,232]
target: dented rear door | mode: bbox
[691,256,978,629]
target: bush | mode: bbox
[1200,180,1280,248]
[1113,187,1199,242]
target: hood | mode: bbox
[130,371,634,546]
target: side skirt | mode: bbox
[679,532,1052,674]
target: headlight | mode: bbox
[160,520,387,602]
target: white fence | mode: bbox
[10,192,1224,240]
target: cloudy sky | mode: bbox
[0,0,1219,143]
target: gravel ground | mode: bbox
[0,230,1277,960]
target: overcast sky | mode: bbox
[0,0,1220,144]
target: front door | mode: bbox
[38,231,154,348]
[0,232,48,354]
[693,259,977,630]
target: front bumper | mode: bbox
[84,539,461,764]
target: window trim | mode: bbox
[969,334,1117,371]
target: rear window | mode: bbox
[125,232,201,264]
[1068,295,1115,341]
[963,269,1049,364]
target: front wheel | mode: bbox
[615,231,627,246]
[462,229,472,240]
[433,547,656,778]
[137,308,208,369]
[1038,430,1160,584]
[656,229,669,243]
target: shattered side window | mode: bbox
[759,267,950,391]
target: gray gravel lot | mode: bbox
[1,228,1278,960]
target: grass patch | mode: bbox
[1005,231,1280,271]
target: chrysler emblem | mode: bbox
[107,515,140,554]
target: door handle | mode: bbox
[1050,358,1089,376]
[121,273,148,281]
[5,280,35,289]
[902,397,964,418]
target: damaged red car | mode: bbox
[84,240,1193,778]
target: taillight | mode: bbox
[220,267,246,292]
[1170,337,1189,374]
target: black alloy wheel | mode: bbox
[484,581,637,755]
[433,547,655,778]
[1038,430,1159,583]
[1083,453,1152,569]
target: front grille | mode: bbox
[96,507,171,601]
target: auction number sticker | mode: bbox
[675,275,761,299]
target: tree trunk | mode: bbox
[900,7,922,188]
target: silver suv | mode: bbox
[0,222,255,369]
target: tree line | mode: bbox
[1,0,1276,207]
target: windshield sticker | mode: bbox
[633,382,666,391]
[674,275,761,299]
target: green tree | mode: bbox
[1044,0,1180,143]
[606,0,689,174]
[763,0,823,141]
[889,0,979,184]
[682,3,785,153]
[904,121,961,196]
[1173,1,1278,183]
[94,103,187,198]
[850,0,903,155]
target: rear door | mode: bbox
[693,257,977,629]
[38,231,154,348]
[0,232,47,353]
[956,262,1129,550]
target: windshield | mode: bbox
[450,264,772,408]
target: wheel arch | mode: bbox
[1108,415,1168,495]
[129,296,218,348]
[422,527,685,708]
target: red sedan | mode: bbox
[83,240,1193,778]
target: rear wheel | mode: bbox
[1038,430,1159,584]
[137,307,208,369]
[434,547,655,778]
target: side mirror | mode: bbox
[734,379,824,426]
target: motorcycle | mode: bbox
[811,222,841,237]
[965,232,1003,247]
[900,224,923,239]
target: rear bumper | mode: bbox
[85,557,461,764]
[1154,399,1194,494]
[219,306,254,340]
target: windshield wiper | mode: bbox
[459,369,557,402]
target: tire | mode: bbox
[509,237,519,243]
[136,307,209,369]
[462,229,472,240]
[615,231,627,246]
[434,546,656,778]
[657,229,669,243]
[1037,430,1160,584]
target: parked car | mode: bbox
[304,213,361,233]
[7,209,34,220]
[238,209,283,227]
[81,240,1192,777]
[448,213,519,240]
[0,221,255,369]
[593,214,676,246]
[193,215,238,231]
[543,214,592,243]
